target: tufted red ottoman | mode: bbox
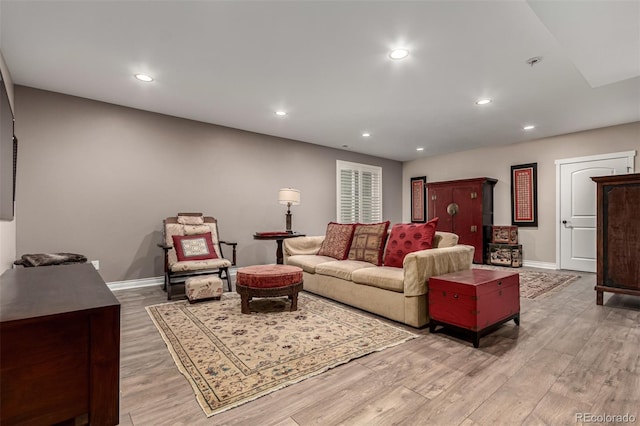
[236,264,304,314]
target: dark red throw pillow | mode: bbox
[172,233,218,261]
[318,222,356,260]
[383,217,439,268]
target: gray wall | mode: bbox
[403,121,640,267]
[15,86,402,282]
[0,49,16,271]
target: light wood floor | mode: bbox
[114,272,640,426]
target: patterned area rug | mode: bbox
[147,293,418,417]
[473,265,580,299]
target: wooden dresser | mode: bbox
[591,173,640,305]
[426,177,497,263]
[0,263,120,425]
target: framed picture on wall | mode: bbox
[411,176,426,223]
[511,163,538,227]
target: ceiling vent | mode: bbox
[526,56,543,67]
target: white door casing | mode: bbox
[555,151,635,272]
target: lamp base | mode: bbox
[285,212,292,233]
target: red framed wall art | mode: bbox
[511,163,538,227]
[411,176,426,223]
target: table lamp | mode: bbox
[278,188,300,233]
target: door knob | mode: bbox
[447,203,459,216]
[562,220,567,224]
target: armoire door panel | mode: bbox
[427,178,496,264]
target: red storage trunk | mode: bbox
[428,269,520,347]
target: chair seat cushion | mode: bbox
[185,275,223,301]
[170,258,232,272]
[236,265,303,289]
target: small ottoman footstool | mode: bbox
[185,275,224,303]
[236,265,304,314]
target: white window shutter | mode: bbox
[336,161,382,223]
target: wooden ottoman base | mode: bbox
[236,282,303,314]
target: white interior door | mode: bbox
[557,152,634,272]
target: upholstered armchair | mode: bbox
[158,213,237,300]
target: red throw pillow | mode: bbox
[383,218,439,268]
[347,221,391,266]
[172,233,219,261]
[318,222,356,260]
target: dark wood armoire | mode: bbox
[426,177,497,263]
[591,173,640,305]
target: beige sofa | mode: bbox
[283,232,474,328]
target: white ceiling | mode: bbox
[1,1,638,162]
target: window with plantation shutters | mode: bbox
[336,160,382,223]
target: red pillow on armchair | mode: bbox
[383,217,439,268]
[172,233,219,261]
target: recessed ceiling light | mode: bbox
[275,111,287,116]
[389,48,410,60]
[475,99,492,105]
[523,125,536,130]
[134,74,153,82]
[416,147,425,151]
[362,132,371,137]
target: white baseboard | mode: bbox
[108,268,237,291]
[108,276,163,291]
[522,260,558,270]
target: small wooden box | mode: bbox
[429,269,520,347]
[491,226,518,244]
[489,243,522,267]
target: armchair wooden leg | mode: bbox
[222,267,232,292]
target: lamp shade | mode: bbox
[278,188,300,205]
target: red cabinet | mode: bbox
[429,269,520,347]
[426,177,497,263]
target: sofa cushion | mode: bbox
[317,222,356,260]
[286,254,336,273]
[347,221,390,266]
[351,266,405,293]
[433,231,459,248]
[383,218,439,268]
[315,260,376,281]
